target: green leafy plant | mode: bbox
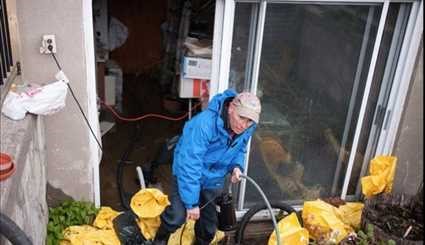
[46,200,99,245]
[356,224,396,245]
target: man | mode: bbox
[154,89,261,245]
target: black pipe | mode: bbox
[0,213,33,245]
[235,202,298,245]
[117,123,142,210]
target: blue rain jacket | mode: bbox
[172,89,257,208]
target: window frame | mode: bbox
[211,0,423,216]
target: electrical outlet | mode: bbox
[40,34,57,54]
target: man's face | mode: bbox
[228,102,254,134]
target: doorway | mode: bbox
[93,0,216,210]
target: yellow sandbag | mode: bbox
[92,206,121,230]
[130,188,170,239]
[137,217,161,240]
[302,199,352,243]
[268,213,309,245]
[130,188,170,218]
[361,156,397,198]
[168,220,225,245]
[338,202,364,230]
[60,225,120,245]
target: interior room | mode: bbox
[93,0,215,210]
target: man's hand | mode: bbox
[186,207,200,220]
[231,167,242,183]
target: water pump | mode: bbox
[216,191,237,231]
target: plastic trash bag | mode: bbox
[113,211,146,245]
[60,225,120,245]
[302,199,353,244]
[21,80,68,115]
[130,188,170,218]
[361,155,397,198]
[93,207,121,230]
[1,91,27,120]
[168,220,225,245]
[2,79,68,120]
[338,202,364,230]
[137,217,161,241]
[268,213,309,245]
[130,188,170,240]
[60,188,170,244]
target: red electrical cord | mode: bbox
[100,100,202,122]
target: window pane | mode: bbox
[229,2,259,93]
[243,3,383,207]
[348,3,411,196]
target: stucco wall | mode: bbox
[392,41,423,196]
[15,0,100,203]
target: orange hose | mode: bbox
[100,100,202,122]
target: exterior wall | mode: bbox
[14,0,100,203]
[0,115,48,244]
[392,41,423,196]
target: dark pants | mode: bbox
[160,176,221,244]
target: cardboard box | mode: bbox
[179,76,209,99]
[182,56,212,80]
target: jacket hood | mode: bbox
[207,89,237,114]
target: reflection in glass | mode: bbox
[349,3,411,196]
[242,4,385,207]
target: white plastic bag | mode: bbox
[2,78,68,120]
[21,80,68,115]
[108,17,128,51]
[1,91,28,120]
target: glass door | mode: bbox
[212,0,417,211]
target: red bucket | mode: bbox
[0,153,16,181]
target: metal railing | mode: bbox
[1,0,13,86]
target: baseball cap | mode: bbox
[232,92,261,124]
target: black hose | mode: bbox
[0,213,33,245]
[117,123,142,210]
[235,202,298,245]
[239,174,281,245]
[147,135,179,185]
